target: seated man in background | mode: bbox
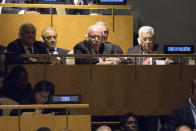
[1,0,40,14]
[167,80,196,130]
[1,65,32,103]
[120,112,138,131]
[96,125,112,131]
[41,27,69,64]
[74,23,123,64]
[127,26,172,65]
[10,80,66,116]
[175,125,191,131]
[6,23,47,64]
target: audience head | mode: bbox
[120,112,138,131]
[58,128,71,131]
[41,27,57,49]
[33,80,55,104]
[175,125,191,131]
[37,127,51,131]
[138,26,154,53]
[86,24,105,51]
[18,23,36,47]
[96,21,109,42]
[0,70,5,89]
[8,65,28,87]
[96,125,112,131]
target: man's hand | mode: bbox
[105,57,121,65]
[49,57,61,65]
[96,57,121,65]
[164,58,174,65]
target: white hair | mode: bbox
[96,126,112,131]
[138,26,154,36]
[88,25,99,32]
[96,21,105,26]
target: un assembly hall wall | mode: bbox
[0,14,133,53]
[124,0,196,50]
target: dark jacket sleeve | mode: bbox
[74,43,99,64]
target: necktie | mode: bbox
[49,49,55,54]
[27,47,33,54]
[142,57,150,65]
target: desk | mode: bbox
[7,64,195,115]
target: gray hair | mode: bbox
[88,24,100,32]
[138,26,154,36]
[19,23,36,36]
[96,21,106,26]
[96,125,112,131]
[41,27,57,39]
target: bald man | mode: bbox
[175,125,191,131]
[74,24,123,65]
[96,125,112,131]
[7,23,47,64]
[41,27,69,64]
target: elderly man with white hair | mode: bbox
[127,26,172,65]
[96,125,112,131]
[74,23,123,65]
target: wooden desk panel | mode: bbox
[16,65,196,115]
[0,115,91,131]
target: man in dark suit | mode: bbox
[127,26,172,65]
[168,80,196,131]
[41,27,69,64]
[74,23,123,64]
[1,0,40,14]
[6,23,47,64]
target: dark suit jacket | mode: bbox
[74,40,123,64]
[127,45,161,65]
[167,101,196,131]
[6,39,47,64]
[57,48,69,64]
[1,80,33,104]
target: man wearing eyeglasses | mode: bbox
[74,23,123,65]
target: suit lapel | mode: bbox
[18,40,26,54]
[186,102,196,128]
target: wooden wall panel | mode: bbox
[0,115,91,131]
[13,65,195,116]
[5,64,193,120]
[0,15,133,53]
[0,14,51,46]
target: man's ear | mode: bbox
[85,34,89,41]
[137,38,141,45]
[18,33,21,39]
[40,37,44,42]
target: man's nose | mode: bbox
[95,36,99,41]
[146,38,150,43]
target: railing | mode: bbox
[0,3,131,9]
